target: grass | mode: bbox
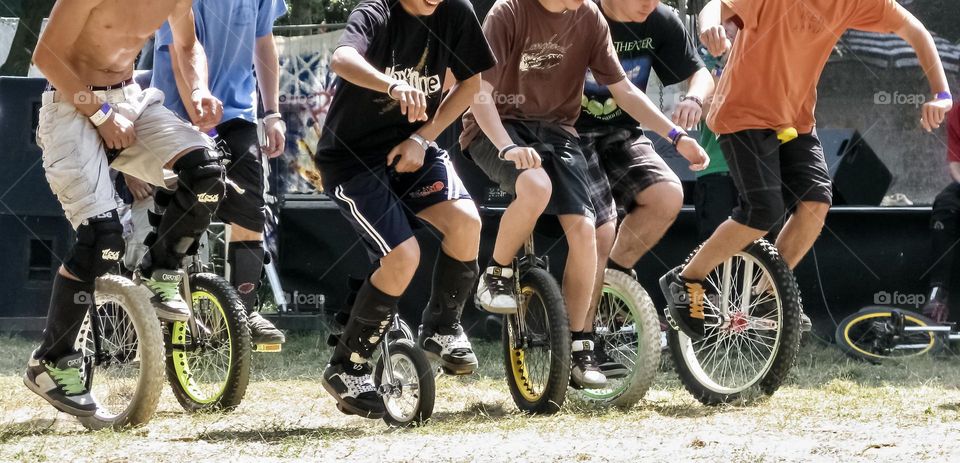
[2,334,960,462]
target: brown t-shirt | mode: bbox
[460,0,626,148]
[707,0,909,135]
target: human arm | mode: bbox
[608,78,709,170]
[893,13,952,132]
[698,0,738,57]
[255,33,285,157]
[168,0,222,130]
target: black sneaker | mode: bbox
[418,324,478,375]
[593,338,629,379]
[570,340,608,389]
[321,362,384,419]
[659,266,706,340]
[475,266,518,314]
[248,312,286,344]
[24,350,97,417]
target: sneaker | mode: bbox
[475,266,518,314]
[570,339,608,389]
[23,350,97,417]
[659,266,706,341]
[321,362,384,419]
[800,311,813,333]
[248,312,286,344]
[138,269,190,321]
[418,324,478,375]
[593,338,629,379]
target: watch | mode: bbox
[408,133,430,151]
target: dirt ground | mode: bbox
[2,335,960,462]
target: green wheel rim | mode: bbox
[581,285,636,400]
[171,290,233,405]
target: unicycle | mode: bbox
[374,313,435,427]
[164,254,252,411]
[503,235,571,414]
[75,275,165,430]
[666,239,802,405]
[835,307,946,363]
[576,269,661,408]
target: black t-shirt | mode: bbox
[315,0,495,186]
[577,2,703,131]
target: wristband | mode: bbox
[263,112,282,121]
[936,91,952,101]
[89,103,113,127]
[681,95,703,108]
[387,81,405,99]
[668,127,687,146]
[498,143,518,160]
[408,133,430,151]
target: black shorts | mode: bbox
[718,129,833,231]
[467,120,595,221]
[326,147,471,261]
[214,119,266,233]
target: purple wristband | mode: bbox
[668,127,686,145]
[936,91,952,100]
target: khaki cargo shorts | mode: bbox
[36,84,212,229]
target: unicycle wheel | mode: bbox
[374,339,435,427]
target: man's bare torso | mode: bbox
[66,0,180,86]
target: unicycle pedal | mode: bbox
[254,343,282,353]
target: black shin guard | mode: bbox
[331,279,397,367]
[148,149,225,271]
[228,241,265,312]
[36,273,95,361]
[421,253,479,333]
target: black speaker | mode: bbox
[818,128,891,206]
[0,77,74,325]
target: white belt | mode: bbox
[41,84,142,106]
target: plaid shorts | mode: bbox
[584,147,616,226]
[580,128,681,219]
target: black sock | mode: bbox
[571,331,590,342]
[228,240,265,313]
[331,279,398,368]
[422,252,479,334]
[37,273,95,361]
[607,258,633,274]
[487,257,512,269]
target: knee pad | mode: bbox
[172,148,226,218]
[64,210,125,281]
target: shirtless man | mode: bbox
[25,0,224,417]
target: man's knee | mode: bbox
[564,216,597,248]
[515,169,552,207]
[636,182,683,222]
[443,201,482,238]
[384,238,421,276]
[64,210,125,282]
[172,148,226,217]
[596,221,616,258]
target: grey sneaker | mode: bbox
[24,350,97,417]
[138,269,190,321]
[418,324,478,375]
[249,312,286,344]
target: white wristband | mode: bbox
[89,103,113,127]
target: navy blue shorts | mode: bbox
[326,147,471,260]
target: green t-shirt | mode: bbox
[697,122,729,177]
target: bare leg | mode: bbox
[584,221,616,333]
[775,201,829,269]
[491,169,551,265]
[609,182,683,268]
[682,219,766,281]
[559,214,598,332]
[370,237,421,297]
[417,199,482,261]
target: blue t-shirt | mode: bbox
[151,0,287,123]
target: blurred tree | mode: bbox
[1,0,51,76]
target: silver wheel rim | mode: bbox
[678,251,782,394]
[582,285,638,399]
[382,353,420,422]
